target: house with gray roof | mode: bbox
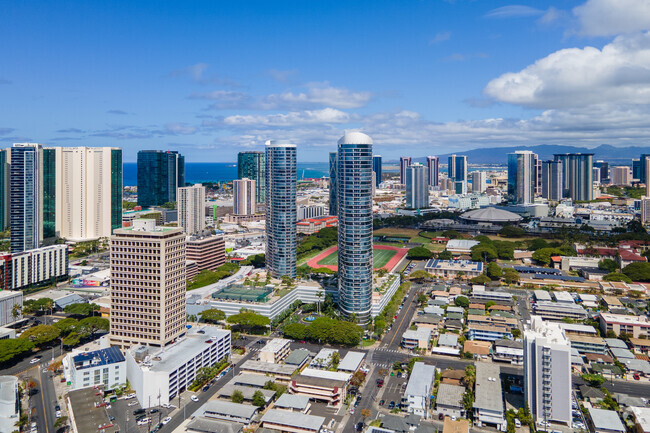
[274,394,310,413]
[404,362,436,418]
[185,418,244,433]
[284,349,310,368]
[587,408,625,433]
[435,383,465,418]
[196,401,260,425]
[260,409,325,433]
[473,363,504,429]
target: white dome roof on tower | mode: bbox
[338,131,372,145]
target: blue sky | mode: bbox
[2,0,650,162]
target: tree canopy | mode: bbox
[503,268,520,284]
[23,298,54,314]
[603,272,633,283]
[438,250,453,260]
[78,317,110,338]
[19,325,61,346]
[283,317,362,346]
[296,227,337,257]
[407,246,433,260]
[64,303,100,317]
[0,338,35,363]
[454,296,469,308]
[200,309,226,323]
[226,311,271,332]
[622,262,650,282]
[486,262,503,280]
[598,259,619,273]
[53,318,80,334]
[498,226,525,238]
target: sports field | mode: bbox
[307,245,408,272]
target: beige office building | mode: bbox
[186,234,226,271]
[611,166,631,186]
[109,219,186,349]
[52,146,122,241]
[233,178,256,215]
[177,184,205,235]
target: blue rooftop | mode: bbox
[532,273,585,282]
[513,266,561,275]
[73,347,125,370]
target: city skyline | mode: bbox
[3,1,650,161]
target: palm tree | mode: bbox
[316,291,323,315]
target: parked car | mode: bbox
[379,400,385,406]
[137,417,151,426]
[191,395,199,402]
[633,374,640,380]
[162,417,172,425]
[388,401,395,409]
[356,422,364,432]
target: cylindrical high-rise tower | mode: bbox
[265,140,297,278]
[337,132,373,325]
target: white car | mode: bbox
[137,417,151,426]
[125,393,136,399]
[127,401,138,407]
[30,358,39,364]
[162,417,172,425]
[56,410,62,418]
[190,395,199,402]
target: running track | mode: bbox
[306,245,408,272]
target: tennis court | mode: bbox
[211,285,272,302]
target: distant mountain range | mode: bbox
[389,144,648,165]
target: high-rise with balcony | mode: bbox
[233,178,256,216]
[426,156,439,187]
[541,160,563,201]
[337,132,373,325]
[405,163,429,209]
[237,151,265,204]
[508,151,536,205]
[373,155,382,187]
[639,154,650,185]
[0,150,9,231]
[137,150,185,208]
[177,184,206,235]
[10,143,43,253]
[399,157,411,185]
[471,171,487,193]
[265,141,297,278]
[553,153,593,202]
[448,155,467,183]
[51,147,122,241]
[329,152,338,216]
[524,316,571,426]
[594,161,609,183]
[109,219,186,350]
[612,166,632,186]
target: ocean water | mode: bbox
[123,162,329,186]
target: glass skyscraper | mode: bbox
[337,132,373,325]
[639,154,650,184]
[541,160,563,201]
[507,151,536,205]
[372,155,382,187]
[11,143,43,253]
[329,152,337,216]
[237,151,266,204]
[265,141,297,278]
[43,148,56,238]
[405,163,429,209]
[399,157,411,184]
[448,154,467,182]
[426,156,439,187]
[137,150,184,208]
[554,153,594,202]
[0,150,9,231]
[111,149,123,231]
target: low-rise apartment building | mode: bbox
[402,327,432,350]
[468,324,513,342]
[259,338,291,363]
[567,335,607,354]
[289,370,349,407]
[424,259,484,278]
[493,340,524,365]
[63,347,126,391]
[403,362,436,418]
[473,363,504,428]
[533,301,588,321]
[599,313,650,339]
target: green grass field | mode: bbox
[317,248,397,268]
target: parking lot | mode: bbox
[109,395,176,432]
[377,373,408,411]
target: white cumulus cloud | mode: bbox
[223,108,352,127]
[574,0,650,36]
[263,83,372,109]
[484,32,650,109]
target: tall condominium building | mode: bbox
[237,151,265,204]
[265,141,297,278]
[399,157,412,185]
[109,219,186,350]
[640,154,650,184]
[534,156,542,196]
[329,152,337,216]
[448,155,467,182]
[426,156,439,187]
[524,316,571,425]
[592,167,601,184]
[137,150,185,208]
[405,163,429,209]
[642,197,650,224]
[42,148,56,238]
[177,184,206,235]
[337,132,373,325]
[633,158,642,180]
[373,155,382,187]
[594,160,609,183]
[554,153,593,201]
[10,143,43,253]
[471,171,487,193]
[541,160,563,201]
[0,150,9,230]
[51,147,122,241]
[508,151,537,205]
[233,178,256,216]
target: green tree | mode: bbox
[462,390,475,411]
[498,225,525,238]
[64,303,100,317]
[22,298,54,314]
[511,328,521,339]
[622,262,650,282]
[486,262,503,280]
[581,373,606,387]
[283,323,308,340]
[464,364,476,389]
[406,357,423,374]
[532,248,564,266]
[454,296,469,308]
[528,238,549,251]
[438,250,453,260]
[417,293,428,306]
[471,275,491,284]
[409,270,433,281]
[78,317,110,339]
[62,332,81,347]
[471,245,498,262]
[598,259,619,273]
[227,311,271,333]
[242,254,265,268]
[200,309,226,324]
[603,272,633,283]
[231,390,244,403]
[19,325,61,346]
[252,390,266,407]
[53,318,80,335]
[331,351,340,368]
[0,338,35,363]
[407,246,433,260]
[503,268,520,284]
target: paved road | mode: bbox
[380,282,420,350]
